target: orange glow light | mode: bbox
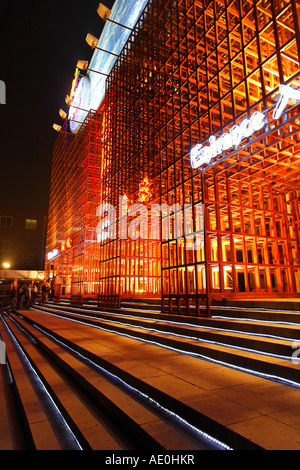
[61,238,73,252]
[138,177,152,202]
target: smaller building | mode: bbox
[0,206,47,271]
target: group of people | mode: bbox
[10,279,54,310]
[10,283,38,310]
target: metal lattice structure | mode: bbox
[46,0,300,314]
[46,106,105,298]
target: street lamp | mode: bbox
[76,60,108,77]
[65,94,73,106]
[59,109,68,120]
[53,124,62,132]
[85,33,119,57]
[97,3,133,31]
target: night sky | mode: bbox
[0,0,115,213]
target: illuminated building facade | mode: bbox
[46,0,300,314]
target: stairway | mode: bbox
[1,298,300,450]
[52,298,300,388]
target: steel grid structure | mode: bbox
[47,0,300,314]
[46,107,105,298]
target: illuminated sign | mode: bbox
[47,249,58,261]
[272,84,300,120]
[68,75,91,133]
[61,238,73,251]
[191,84,300,170]
[65,0,149,134]
[191,112,265,169]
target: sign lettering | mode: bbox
[191,84,300,170]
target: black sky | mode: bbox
[0,0,115,213]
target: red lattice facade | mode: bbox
[46,0,300,314]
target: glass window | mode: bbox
[0,216,13,228]
[25,219,37,230]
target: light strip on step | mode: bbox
[31,320,232,450]
[32,308,300,390]
[1,314,83,450]
[35,306,299,361]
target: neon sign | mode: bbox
[191,84,300,170]
[191,112,265,169]
[61,238,73,252]
[272,84,300,120]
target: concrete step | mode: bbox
[0,316,63,449]
[1,312,194,450]
[1,310,242,450]
[7,305,300,449]
[42,302,298,360]
[210,305,300,324]
[59,297,300,323]
[37,302,300,388]
[51,299,300,338]
[46,301,300,356]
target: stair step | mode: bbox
[0,363,15,450]
[6,309,264,450]
[211,306,300,324]
[0,318,63,450]
[1,315,167,450]
[42,302,299,356]
[36,302,300,388]
[2,311,230,450]
[6,300,300,450]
